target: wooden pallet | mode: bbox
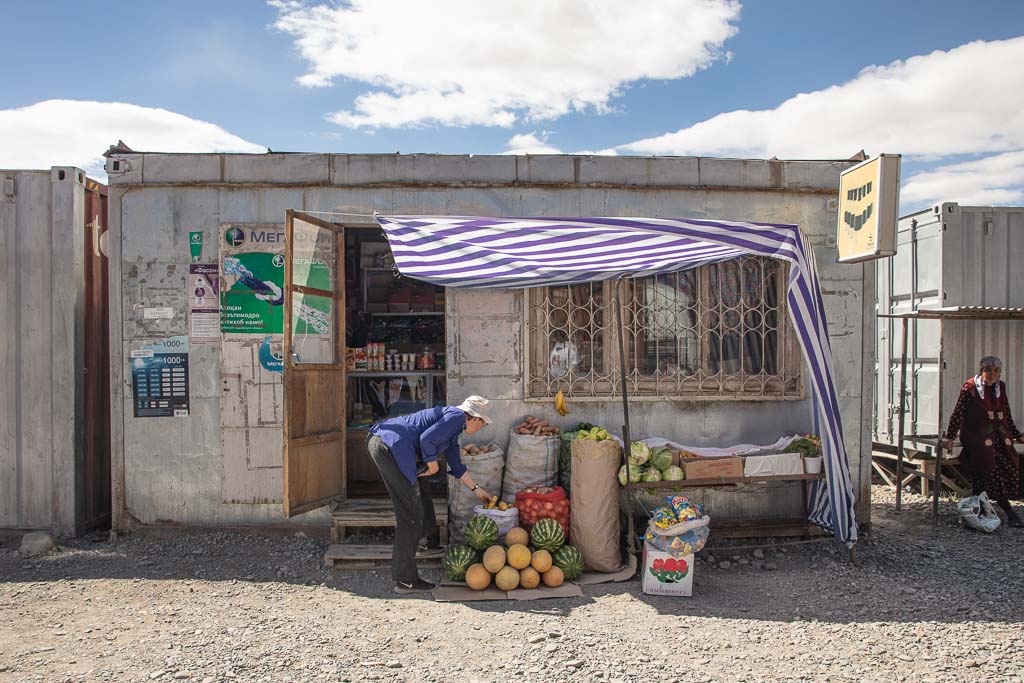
[330,498,449,544]
[324,544,446,569]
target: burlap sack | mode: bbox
[500,431,559,503]
[448,447,504,545]
[569,438,622,572]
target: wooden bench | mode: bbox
[330,498,448,544]
[323,544,446,569]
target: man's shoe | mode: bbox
[417,540,444,553]
[393,578,435,594]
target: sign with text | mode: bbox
[836,154,901,263]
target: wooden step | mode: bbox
[330,498,448,544]
[324,544,445,569]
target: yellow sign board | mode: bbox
[837,154,901,263]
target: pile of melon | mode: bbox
[445,516,585,592]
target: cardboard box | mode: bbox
[743,452,803,477]
[366,271,393,288]
[366,287,389,303]
[366,303,389,314]
[683,456,744,480]
[641,543,693,596]
[388,303,411,313]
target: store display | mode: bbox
[454,515,570,592]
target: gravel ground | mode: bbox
[2,485,1023,683]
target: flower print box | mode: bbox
[641,542,694,597]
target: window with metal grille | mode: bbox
[525,256,802,400]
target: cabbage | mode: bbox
[649,447,673,471]
[629,441,651,466]
[641,467,663,483]
[662,465,685,481]
[618,464,644,486]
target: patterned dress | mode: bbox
[945,378,1022,500]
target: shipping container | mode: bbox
[0,167,110,534]
[874,203,1024,447]
[103,152,874,539]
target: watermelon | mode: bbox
[443,545,479,581]
[552,545,585,581]
[530,518,565,553]
[464,515,499,551]
[649,446,673,471]
[662,465,685,481]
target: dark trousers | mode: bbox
[367,435,438,583]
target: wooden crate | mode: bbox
[324,544,446,569]
[331,498,448,543]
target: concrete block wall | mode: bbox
[107,153,871,529]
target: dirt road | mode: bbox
[2,486,1022,682]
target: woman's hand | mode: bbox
[473,487,491,503]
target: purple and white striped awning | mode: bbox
[375,215,858,544]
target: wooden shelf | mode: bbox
[324,544,445,569]
[347,370,445,378]
[370,311,444,317]
[624,472,824,490]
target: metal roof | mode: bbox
[880,306,1024,321]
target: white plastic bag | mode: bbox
[959,491,1001,533]
[472,505,520,536]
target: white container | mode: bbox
[641,543,694,597]
[743,452,803,477]
[803,456,823,474]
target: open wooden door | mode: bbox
[282,210,347,517]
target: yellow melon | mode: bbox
[519,567,541,589]
[482,545,507,573]
[531,549,553,573]
[495,566,520,591]
[465,563,491,591]
[541,566,564,587]
[505,527,529,547]
[506,544,531,570]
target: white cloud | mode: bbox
[502,132,563,155]
[0,100,265,179]
[618,37,1024,159]
[272,0,740,129]
[901,151,1024,208]
[616,37,1024,211]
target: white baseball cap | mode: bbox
[457,395,493,425]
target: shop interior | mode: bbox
[344,229,447,496]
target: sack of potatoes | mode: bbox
[513,415,561,437]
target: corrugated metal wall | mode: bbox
[875,204,1024,445]
[0,167,110,534]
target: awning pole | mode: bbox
[896,316,909,512]
[933,318,945,518]
[613,279,636,558]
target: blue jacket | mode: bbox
[369,406,468,484]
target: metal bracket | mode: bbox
[3,176,13,199]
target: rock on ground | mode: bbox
[1,486,1023,682]
[19,531,56,557]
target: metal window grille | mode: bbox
[525,257,802,400]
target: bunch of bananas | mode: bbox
[554,390,570,416]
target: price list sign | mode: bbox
[131,335,190,417]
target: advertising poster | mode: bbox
[131,335,190,417]
[219,224,334,337]
[188,263,220,342]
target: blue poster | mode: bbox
[131,335,190,417]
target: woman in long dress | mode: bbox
[943,356,1024,527]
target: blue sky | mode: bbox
[2,1,1023,211]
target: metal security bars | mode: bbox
[526,257,801,401]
